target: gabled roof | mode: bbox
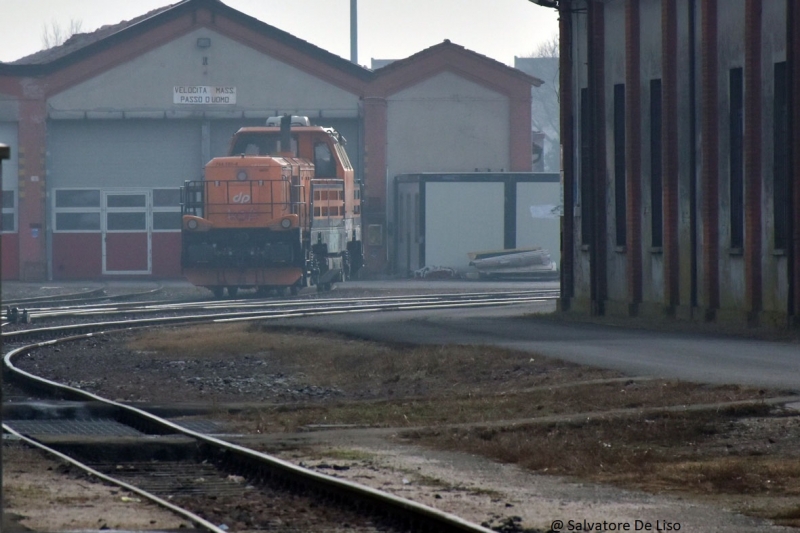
[10,3,179,66]
[0,1,539,103]
[373,40,543,89]
[1,0,372,81]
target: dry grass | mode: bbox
[127,324,800,523]
[127,323,620,397]
[406,404,800,509]
[227,382,772,434]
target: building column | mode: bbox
[662,0,680,311]
[744,0,763,321]
[361,95,388,273]
[625,0,643,313]
[17,97,48,281]
[788,0,800,322]
[588,0,608,315]
[559,0,575,308]
[700,0,720,316]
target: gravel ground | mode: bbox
[3,280,797,533]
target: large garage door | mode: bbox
[48,119,202,190]
[48,119,199,277]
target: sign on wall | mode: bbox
[173,86,236,105]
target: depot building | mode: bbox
[0,0,539,281]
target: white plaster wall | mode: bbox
[386,71,510,181]
[48,28,360,117]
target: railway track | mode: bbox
[3,285,165,310]
[3,286,558,532]
[2,288,558,335]
[1,290,559,351]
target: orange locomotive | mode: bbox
[181,115,363,298]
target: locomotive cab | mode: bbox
[181,115,363,298]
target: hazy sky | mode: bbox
[0,0,559,66]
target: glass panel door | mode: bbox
[102,191,151,274]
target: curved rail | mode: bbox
[3,286,166,322]
[2,292,553,343]
[2,287,108,307]
[4,288,558,327]
[3,297,539,531]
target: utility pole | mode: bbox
[350,0,358,64]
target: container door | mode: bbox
[102,191,151,274]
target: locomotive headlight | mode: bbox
[236,170,248,181]
[280,218,292,229]
[187,219,199,230]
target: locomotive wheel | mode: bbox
[227,286,239,298]
[211,286,225,299]
[290,285,300,296]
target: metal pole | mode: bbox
[350,0,358,64]
[0,142,10,533]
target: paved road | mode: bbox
[279,300,800,392]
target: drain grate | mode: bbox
[5,418,145,437]
[5,418,228,437]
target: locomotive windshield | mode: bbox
[230,133,298,157]
[313,142,336,177]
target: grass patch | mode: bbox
[771,505,800,527]
[405,408,800,499]
[227,382,773,434]
[659,457,800,494]
[126,324,620,399]
[126,323,800,519]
